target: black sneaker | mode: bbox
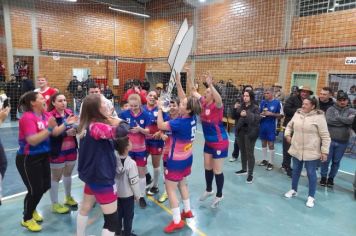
[235,170,247,175]
[258,160,268,166]
[146,173,152,186]
[147,186,159,196]
[139,197,147,209]
[327,178,334,187]
[320,177,327,187]
[246,175,253,184]
[266,163,273,171]
[286,167,292,178]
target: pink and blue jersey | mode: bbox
[18,111,52,155]
[119,109,150,167]
[165,115,197,182]
[200,97,229,158]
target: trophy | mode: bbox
[159,18,194,112]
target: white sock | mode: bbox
[172,207,181,224]
[101,228,115,236]
[269,149,275,165]
[50,180,59,204]
[153,167,160,187]
[262,147,267,160]
[183,199,191,212]
[139,177,146,197]
[76,213,88,236]
[63,176,72,197]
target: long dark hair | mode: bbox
[243,90,255,105]
[78,94,108,134]
[18,91,38,112]
[47,93,65,112]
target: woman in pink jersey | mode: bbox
[16,91,77,232]
[157,87,201,234]
[47,93,78,214]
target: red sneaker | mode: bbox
[164,220,185,233]
[181,210,194,219]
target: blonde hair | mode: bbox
[128,94,142,105]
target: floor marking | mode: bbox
[196,130,355,176]
[147,196,207,236]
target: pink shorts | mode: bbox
[164,167,191,182]
[50,152,77,165]
[146,143,164,155]
[129,151,147,167]
[84,183,117,204]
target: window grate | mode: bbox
[297,0,356,17]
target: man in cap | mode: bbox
[155,83,164,97]
[281,85,313,177]
[320,91,355,187]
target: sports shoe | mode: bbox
[319,177,327,187]
[21,219,42,232]
[211,196,223,208]
[146,173,152,186]
[199,191,214,201]
[158,192,168,203]
[235,170,247,175]
[229,157,238,162]
[32,210,43,222]
[181,210,194,219]
[301,170,307,177]
[266,163,273,171]
[306,196,315,208]
[284,189,297,198]
[64,196,78,207]
[258,160,268,166]
[246,175,253,184]
[139,197,147,209]
[164,220,184,233]
[147,186,159,196]
[52,203,70,214]
[327,178,334,187]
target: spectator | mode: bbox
[14,58,21,80]
[141,78,150,91]
[87,83,118,118]
[73,85,85,113]
[103,85,114,100]
[225,79,239,118]
[272,83,285,102]
[0,61,5,82]
[19,60,29,78]
[155,83,164,97]
[284,97,330,208]
[0,106,10,205]
[233,90,261,183]
[6,74,22,121]
[282,85,313,177]
[21,76,35,94]
[81,75,95,94]
[35,75,57,109]
[66,76,80,96]
[320,91,355,187]
[348,85,356,108]
[318,87,334,113]
[122,81,147,104]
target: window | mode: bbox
[291,72,318,94]
[297,0,356,17]
[328,74,356,93]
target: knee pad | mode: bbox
[103,211,118,232]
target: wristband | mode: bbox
[47,127,54,133]
[63,121,68,127]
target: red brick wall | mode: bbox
[10,6,32,49]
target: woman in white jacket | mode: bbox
[284,97,330,208]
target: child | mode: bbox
[114,123,140,236]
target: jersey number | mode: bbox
[191,126,197,141]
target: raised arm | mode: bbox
[205,72,222,108]
[175,72,187,100]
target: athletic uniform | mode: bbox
[78,122,117,204]
[200,97,229,158]
[259,99,282,141]
[165,115,197,182]
[119,109,150,167]
[35,87,57,108]
[16,111,52,221]
[143,105,168,156]
[49,108,77,168]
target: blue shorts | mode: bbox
[129,151,147,167]
[259,125,276,141]
[204,140,229,159]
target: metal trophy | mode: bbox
[159,18,194,112]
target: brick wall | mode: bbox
[10,5,32,49]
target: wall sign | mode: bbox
[345,57,356,65]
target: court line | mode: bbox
[147,196,207,236]
[196,130,355,176]
[4,148,17,152]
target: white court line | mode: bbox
[2,174,79,201]
[196,130,355,176]
[4,148,17,152]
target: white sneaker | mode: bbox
[229,157,237,162]
[301,170,307,177]
[199,191,214,201]
[211,196,223,208]
[306,196,315,208]
[284,189,297,198]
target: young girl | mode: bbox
[76,94,121,236]
[16,91,77,232]
[119,94,150,208]
[158,98,180,203]
[114,123,140,236]
[157,83,201,233]
[48,93,78,214]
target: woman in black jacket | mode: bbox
[232,90,261,183]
